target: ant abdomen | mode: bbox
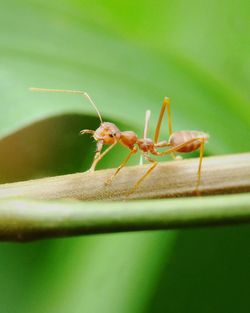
[169,131,209,153]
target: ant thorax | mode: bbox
[137,138,154,153]
[94,122,121,144]
[120,131,138,149]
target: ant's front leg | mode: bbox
[88,140,103,172]
[89,140,118,172]
[80,129,101,172]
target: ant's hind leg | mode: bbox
[154,140,180,160]
[105,146,137,185]
[127,154,158,196]
[195,138,205,195]
[156,137,206,195]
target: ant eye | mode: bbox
[109,134,113,138]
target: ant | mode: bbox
[30,87,209,195]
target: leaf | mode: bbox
[0,0,249,313]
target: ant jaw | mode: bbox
[79,129,95,136]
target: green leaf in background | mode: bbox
[0,0,249,313]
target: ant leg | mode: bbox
[139,154,143,165]
[154,97,172,144]
[156,137,204,156]
[106,146,137,185]
[89,140,118,172]
[155,137,206,195]
[195,138,205,195]
[154,140,169,148]
[128,154,158,196]
[154,141,183,159]
[140,110,151,165]
[80,130,101,172]
[143,110,151,139]
[80,131,106,171]
[154,140,182,160]
[88,140,103,172]
[154,97,178,159]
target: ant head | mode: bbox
[94,122,121,144]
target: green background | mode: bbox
[0,0,249,312]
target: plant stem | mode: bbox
[0,193,249,242]
[0,153,249,200]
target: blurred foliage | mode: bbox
[0,0,249,312]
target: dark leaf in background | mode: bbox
[0,114,98,183]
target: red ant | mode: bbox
[30,87,209,195]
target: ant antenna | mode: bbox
[30,87,103,123]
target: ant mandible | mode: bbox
[30,87,209,195]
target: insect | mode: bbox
[30,87,209,195]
